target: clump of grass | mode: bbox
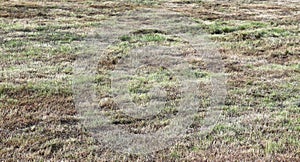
[120,33,167,42]
[198,20,268,34]
[2,39,27,48]
[265,140,284,155]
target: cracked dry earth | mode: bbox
[0,0,299,161]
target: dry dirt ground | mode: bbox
[0,0,299,161]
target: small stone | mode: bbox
[99,97,115,109]
[30,125,36,131]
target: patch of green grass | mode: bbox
[286,104,300,114]
[1,42,76,66]
[198,20,268,34]
[161,106,178,114]
[223,105,242,117]
[235,28,294,40]
[127,67,176,95]
[95,30,193,142]
[128,77,151,93]
[0,79,72,97]
[265,140,284,155]
[120,33,167,42]
[30,31,84,43]
[2,39,27,48]
[132,93,151,104]
[21,46,44,57]
[50,44,75,55]
[227,73,299,108]
[213,123,236,135]
[104,33,186,68]
[139,33,167,42]
[147,68,172,82]
[0,21,25,32]
[170,150,181,159]
[34,21,106,32]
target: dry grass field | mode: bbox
[0,0,299,161]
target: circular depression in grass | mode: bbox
[73,8,226,154]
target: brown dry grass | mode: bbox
[0,0,299,161]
